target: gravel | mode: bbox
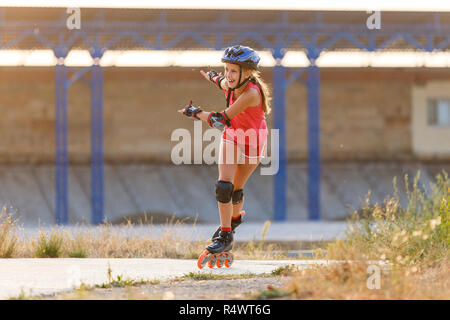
[44,276,294,300]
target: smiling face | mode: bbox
[224,63,252,89]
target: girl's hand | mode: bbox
[201,70,223,83]
[200,70,211,82]
[201,70,227,91]
[178,101,203,119]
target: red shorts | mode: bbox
[221,127,268,159]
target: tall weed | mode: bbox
[0,206,18,258]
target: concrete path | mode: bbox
[0,258,331,299]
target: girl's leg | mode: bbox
[217,140,240,228]
[232,157,261,219]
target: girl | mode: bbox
[178,45,271,267]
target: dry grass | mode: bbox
[268,258,449,300]
[268,171,450,300]
[0,206,18,258]
[0,215,284,260]
[323,171,449,266]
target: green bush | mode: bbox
[68,233,87,258]
[34,231,64,258]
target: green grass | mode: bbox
[96,274,150,289]
[180,271,263,281]
[34,231,64,258]
[256,286,292,300]
[8,289,41,300]
[67,233,88,258]
[68,248,87,258]
[271,264,300,276]
[95,264,158,289]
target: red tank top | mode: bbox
[222,82,268,147]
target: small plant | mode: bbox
[68,234,87,258]
[100,274,148,288]
[9,288,41,300]
[34,231,64,258]
[271,264,299,276]
[181,272,260,281]
[97,264,149,288]
[0,207,18,258]
[68,248,87,258]
[70,282,92,300]
[260,220,271,246]
[439,193,449,246]
[236,220,284,260]
[256,285,292,299]
[74,282,92,291]
[182,272,221,281]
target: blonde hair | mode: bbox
[248,70,272,115]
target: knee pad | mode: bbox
[232,189,244,205]
[215,180,234,203]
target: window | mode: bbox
[427,99,450,126]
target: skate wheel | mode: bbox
[197,250,210,270]
[225,252,234,268]
[216,254,224,268]
[208,254,217,268]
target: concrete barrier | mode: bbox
[0,162,447,226]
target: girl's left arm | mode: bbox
[195,111,212,122]
[177,106,211,122]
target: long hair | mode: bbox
[248,70,272,115]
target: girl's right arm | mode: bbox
[200,70,228,91]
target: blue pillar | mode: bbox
[306,63,321,220]
[272,56,287,221]
[90,53,105,225]
[55,55,69,225]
